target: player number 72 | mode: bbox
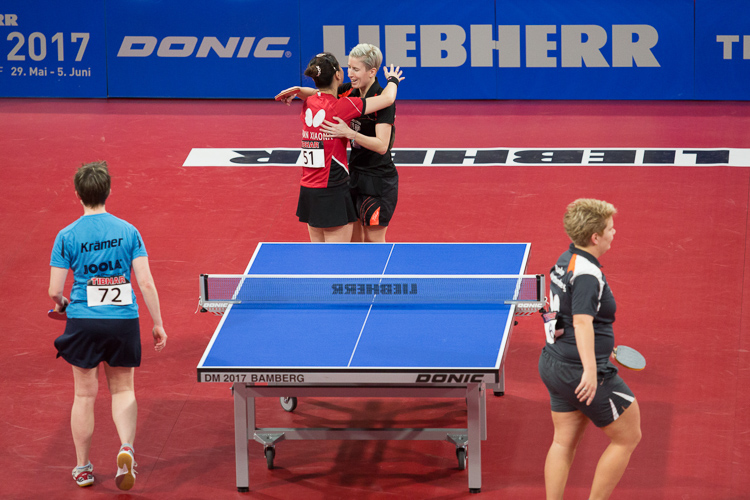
[97,287,122,303]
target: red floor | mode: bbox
[0,98,748,499]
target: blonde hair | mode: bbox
[348,43,382,71]
[563,198,617,247]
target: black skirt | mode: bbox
[54,317,141,369]
[296,182,357,228]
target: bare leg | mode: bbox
[590,399,642,500]
[308,222,354,242]
[545,410,589,500]
[71,365,99,467]
[104,364,137,446]
[307,225,325,242]
[351,222,365,242]
[324,222,354,242]
[362,225,388,243]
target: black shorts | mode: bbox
[349,171,398,227]
[54,317,141,369]
[296,183,357,228]
[538,347,635,428]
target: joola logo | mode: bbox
[84,261,123,274]
[117,36,291,59]
[324,24,660,69]
[416,373,485,383]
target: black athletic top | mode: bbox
[545,244,617,365]
[338,78,397,178]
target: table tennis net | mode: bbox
[199,274,545,314]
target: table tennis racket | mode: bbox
[48,302,67,320]
[275,87,299,102]
[612,345,646,371]
[48,309,67,320]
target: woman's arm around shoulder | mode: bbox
[275,86,317,104]
[321,118,392,156]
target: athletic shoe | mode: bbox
[115,445,137,491]
[72,462,94,487]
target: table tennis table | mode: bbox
[197,242,540,493]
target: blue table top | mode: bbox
[198,243,531,384]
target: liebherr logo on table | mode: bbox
[332,283,418,295]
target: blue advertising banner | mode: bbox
[695,0,750,100]
[494,0,695,99]
[105,0,301,98]
[299,0,498,100]
[0,1,106,97]
[1,1,747,101]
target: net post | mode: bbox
[200,274,209,302]
[536,274,545,302]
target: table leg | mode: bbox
[233,383,250,492]
[480,383,487,440]
[467,383,482,493]
[493,365,506,396]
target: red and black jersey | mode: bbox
[299,92,365,188]
[338,78,397,178]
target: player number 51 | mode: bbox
[303,150,314,165]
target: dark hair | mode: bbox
[303,52,340,88]
[74,161,111,207]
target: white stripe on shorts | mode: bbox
[609,398,620,421]
[613,391,635,403]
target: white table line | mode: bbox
[347,244,395,367]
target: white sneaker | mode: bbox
[72,462,94,487]
[115,445,137,491]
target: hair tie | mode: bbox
[316,65,321,76]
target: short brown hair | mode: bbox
[74,161,111,207]
[563,198,617,247]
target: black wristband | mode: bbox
[387,76,400,87]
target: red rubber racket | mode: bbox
[275,87,299,102]
[48,303,67,320]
